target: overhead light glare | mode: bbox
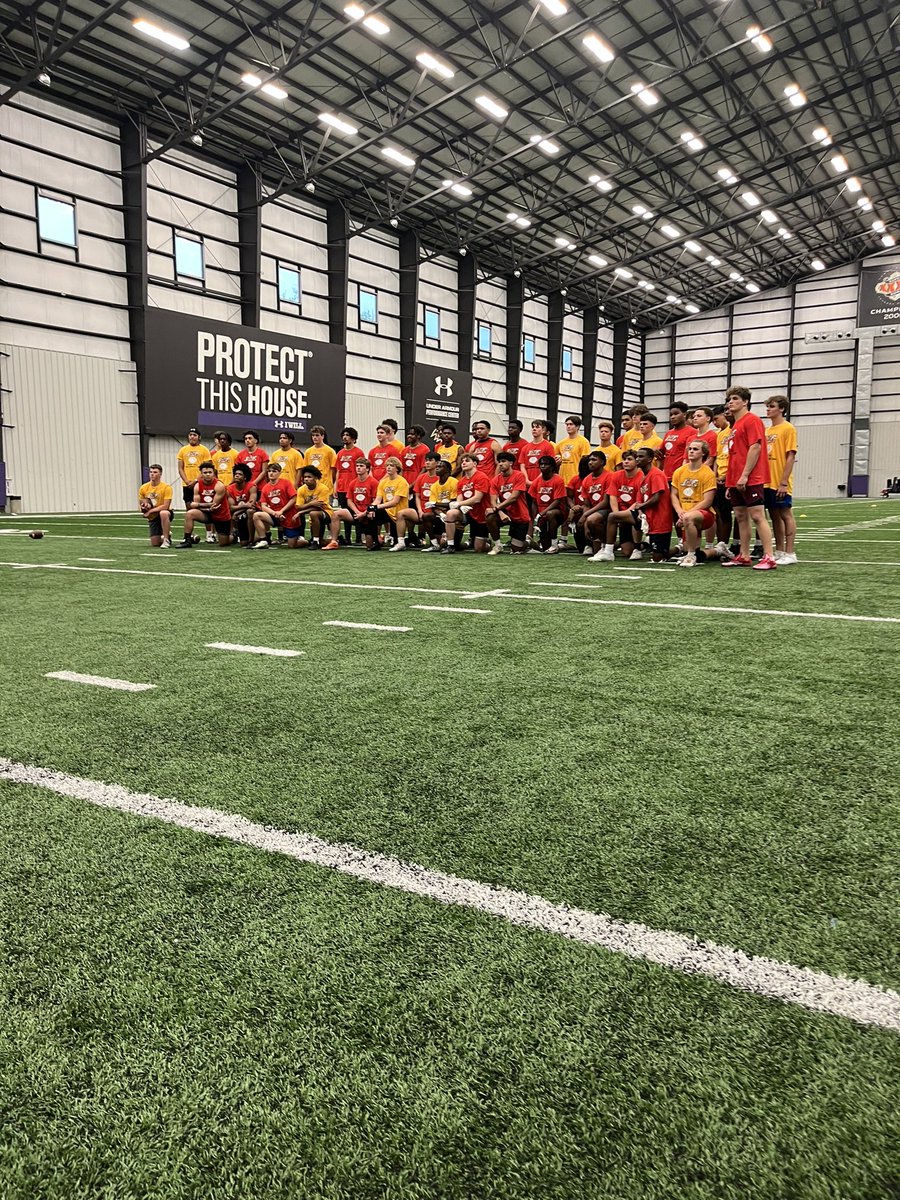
[684,303,700,314]
[830,153,848,173]
[665,294,679,303]
[632,204,655,219]
[614,266,633,279]
[858,197,873,212]
[415,51,454,79]
[537,0,568,15]
[745,25,773,52]
[760,209,778,224]
[588,254,608,267]
[680,129,705,152]
[241,73,288,99]
[362,13,390,34]
[381,146,416,168]
[661,224,680,238]
[344,3,365,17]
[554,236,576,249]
[872,219,886,233]
[630,81,660,107]
[684,240,702,254]
[745,283,760,293]
[717,166,739,184]
[638,280,655,290]
[882,235,897,247]
[845,176,863,193]
[811,258,826,271]
[740,190,761,207]
[728,271,744,281]
[442,180,472,197]
[705,256,721,266]
[588,174,613,192]
[133,18,190,50]
[784,84,806,107]
[529,133,561,155]
[319,112,358,136]
[778,226,792,240]
[583,32,615,64]
[812,126,832,145]
[506,211,531,228]
[475,94,509,121]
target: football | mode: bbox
[28,530,44,539]
[140,499,152,513]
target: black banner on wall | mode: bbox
[144,310,346,437]
[410,364,472,435]
[857,260,900,328]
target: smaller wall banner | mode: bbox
[144,310,346,437]
[411,364,472,435]
[857,259,900,328]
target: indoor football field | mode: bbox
[1,498,899,1200]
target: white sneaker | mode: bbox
[388,542,406,551]
[205,532,217,544]
[582,546,593,556]
[556,537,568,549]
[590,549,614,562]
[487,544,503,556]
[629,549,643,561]
[161,538,172,548]
[251,540,268,550]
[780,552,799,565]
[677,552,697,568]
[715,541,733,560]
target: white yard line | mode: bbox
[2,561,897,624]
[410,605,491,614]
[205,642,305,658]
[78,557,114,563]
[575,573,642,581]
[1,755,897,1034]
[323,620,412,632]
[44,671,155,693]
[786,560,900,568]
[533,582,605,590]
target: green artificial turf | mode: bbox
[1,500,900,1198]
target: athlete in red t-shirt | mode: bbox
[575,451,612,556]
[521,421,558,484]
[528,456,568,553]
[335,428,365,496]
[502,419,527,468]
[235,431,269,491]
[466,419,501,480]
[390,449,440,550]
[442,455,491,553]
[178,462,232,547]
[722,387,777,569]
[253,462,300,547]
[367,426,396,481]
[486,451,530,554]
[592,450,644,562]
[226,462,257,546]
[324,457,379,550]
[633,447,674,560]
[658,403,695,480]
[400,427,429,485]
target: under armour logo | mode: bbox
[434,375,454,396]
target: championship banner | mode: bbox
[410,364,472,434]
[143,310,346,437]
[857,259,900,328]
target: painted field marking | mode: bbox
[141,553,177,558]
[44,671,155,693]
[324,620,411,632]
[787,559,900,568]
[533,581,604,590]
[78,557,114,563]
[195,549,231,554]
[205,642,305,658]
[3,563,897,624]
[460,588,510,600]
[2,755,898,1034]
[410,605,491,614]
[575,573,642,581]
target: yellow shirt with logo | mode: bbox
[555,435,592,484]
[634,433,663,452]
[766,420,798,494]
[619,428,643,452]
[271,447,304,486]
[177,444,210,484]
[138,481,173,509]
[302,444,337,491]
[435,443,462,472]
[295,479,333,517]
[671,464,716,513]
[428,477,459,507]
[210,448,238,485]
[715,426,730,482]
[594,443,623,473]
[376,475,410,521]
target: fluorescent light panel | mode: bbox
[588,254,608,267]
[381,146,415,167]
[416,51,454,79]
[588,174,613,193]
[630,81,660,107]
[529,133,561,155]
[132,18,190,50]
[475,94,509,121]
[319,112,358,136]
[583,32,615,63]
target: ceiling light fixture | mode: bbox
[745,25,773,52]
[858,197,873,212]
[845,176,863,192]
[632,204,655,219]
[883,234,897,247]
[554,236,576,249]
[506,211,531,228]
[680,130,705,152]
[241,73,288,99]
[661,224,681,238]
[705,255,721,266]
[415,51,454,79]
[614,266,633,279]
[745,282,760,293]
[778,227,792,239]
[381,146,416,168]
[728,271,744,281]
[638,280,655,290]
[344,3,365,17]
[740,190,761,207]
[830,153,848,173]
[133,18,190,50]
[362,13,390,34]
[537,0,568,16]
[665,294,679,303]
[442,180,472,197]
[588,174,613,193]
[760,209,778,224]
[684,303,700,314]
[717,166,739,185]
[630,81,660,107]
[475,94,509,121]
[190,131,203,146]
[582,32,615,64]
[783,84,806,107]
[684,240,702,253]
[872,219,886,233]
[529,133,561,155]
[319,112,358,136]
[812,126,832,145]
[588,254,608,267]
[811,258,826,270]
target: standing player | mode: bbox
[177,461,231,547]
[671,441,717,567]
[634,413,663,455]
[400,426,429,487]
[434,425,462,476]
[465,420,501,480]
[486,451,530,555]
[334,427,365,543]
[521,420,558,485]
[270,431,304,486]
[591,450,644,561]
[658,403,695,481]
[595,421,623,473]
[251,462,299,549]
[502,419,527,466]
[138,464,173,548]
[303,426,336,494]
[227,462,257,548]
[368,425,397,483]
[631,445,674,561]
[712,405,735,556]
[765,395,799,565]
[235,431,269,493]
[210,432,238,487]
[324,457,377,550]
[691,407,719,464]
[381,418,404,454]
[555,415,592,549]
[442,453,491,553]
[722,386,777,570]
[177,428,210,509]
[528,456,568,554]
[618,406,647,453]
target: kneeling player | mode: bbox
[227,462,257,547]
[575,452,610,556]
[252,462,299,548]
[671,441,717,568]
[324,457,378,550]
[138,464,173,547]
[486,451,530,554]
[443,453,491,553]
[395,450,440,548]
[178,461,231,547]
[528,455,568,553]
[293,464,333,547]
[592,450,643,561]
[419,460,458,551]
[632,446,674,561]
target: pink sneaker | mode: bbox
[321,541,339,551]
[752,554,778,571]
[721,555,752,567]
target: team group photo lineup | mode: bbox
[140,384,799,571]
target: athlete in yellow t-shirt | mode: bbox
[594,421,623,473]
[176,429,210,505]
[374,459,410,548]
[303,426,337,492]
[138,464,174,547]
[209,432,238,486]
[764,395,799,564]
[435,429,462,476]
[556,417,592,485]
[634,415,663,455]
[293,464,333,547]
[271,432,304,485]
[671,441,717,567]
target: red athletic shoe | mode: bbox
[752,554,778,570]
[721,555,752,567]
[321,541,339,551]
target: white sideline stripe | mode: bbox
[324,620,411,632]
[142,553,177,558]
[205,642,305,658]
[410,605,491,614]
[789,559,900,568]
[44,671,155,692]
[1,756,898,1034]
[460,588,509,599]
[534,581,604,590]
[78,557,114,562]
[575,573,642,581]
[196,549,230,554]
[2,562,897,624]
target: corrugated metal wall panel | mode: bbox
[3,343,140,511]
[791,419,850,498]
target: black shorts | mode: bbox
[148,514,168,537]
[338,491,348,510]
[182,484,195,507]
[764,487,793,510]
[714,484,732,521]
[195,512,231,535]
[648,531,671,554]
[233,513,251,541]
[508,520,529,542]
[616,513,639,543]
[466,517,488,539]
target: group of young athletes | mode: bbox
[137,384,799,569]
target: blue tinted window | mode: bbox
[424,307,440,341]
[359,287,378,324]
[38,194,76,248]
[278,264,301,305]
[562,346,574,376]
[523,335,536,366]
[174,233,204,280]
[477,322,492,355]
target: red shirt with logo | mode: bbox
[413,471,438,511]
[659,426,695,479]
[501,439,527,467]
[227,482,255,510]
[457,471,491,522]
[335,445,365,492]
[400,443,428,484]
[348,475,378,512]
[639,466,674,534]
[195,481,231,522]
[491,470,530,523]
[259,480,297,517]
[726,411,768,487]
[235,447,269,487]
[466,439,497,479]
[520,440,558,482]
[579,473,609,509]
[528,473,567,514]
[608,469,643,510]
[367,445,395,482]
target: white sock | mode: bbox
[603,543,614,552]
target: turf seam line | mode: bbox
[1,755,898,1035]
[44,671,155,692]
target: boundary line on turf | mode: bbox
[44,671,155,692]
[324,620,411,632]
[1,756,897,1034]
[206,642,305,658]
[2,561,897,624]
[410,604,491,614]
